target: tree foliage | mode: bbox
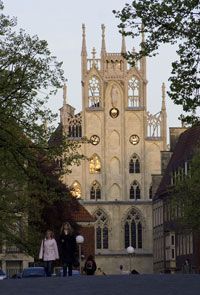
[170,149,200,233]
[114,0,200,125]
[0,1,86,257]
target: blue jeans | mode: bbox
[63,262,72,276]
[44,260,54,277]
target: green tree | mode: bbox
[170,149,200,233]
[114,0,200,125]
[0,1,85,257]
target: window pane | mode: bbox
[103,227,108,249]
[135,159,140,173]
[129,159,134,173]
[96,188,101,199]
[131,221,136,248]
[130,186,135,199]
[90,188,95,199]
[125,222,129,248]
[136,187,140,199]
[138,222,142,248]
[96,226,101,249]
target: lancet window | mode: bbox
[88,76,101,107]
[129,154,140,173]
[89,155,101,174]
[124,209,143,249]
[130,181,140,200]
[94,210,108,249]
[90,181,101,200]
[70,181,82,199]
[128,77,140,107]
[149,185,152,199]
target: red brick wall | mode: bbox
[78,226,95,259]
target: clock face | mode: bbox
[110,107,119,118]
[129,134,140,145]
[90,135,100,145]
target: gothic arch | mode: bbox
[121,206,146,229]
[88,74,101,108]
[129,153,140,174]
[122,207,145,249]
[110,157,120,175]
[88,113,101,132]
[92,207,111,250]
[110,183,121,200]
[129,180,141,200]
[90,180,101,200]
[92,206,111,225]
[89,154,101,174]
[109,130,120,146]
[149,142,161,152]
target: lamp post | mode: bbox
[76,235,84,274]
[127,246,135,274]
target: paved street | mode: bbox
[1,275,200,295]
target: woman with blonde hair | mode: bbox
[39,230,59,277]
[60,222,77,276]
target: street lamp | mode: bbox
[76,235,84,274]
[127,246,135,274]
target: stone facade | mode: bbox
[60,25,168,274]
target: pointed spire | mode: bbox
[81,24,87,56]
[121,26,126,53]
[101,24,106,55]
[162,82,166,111]
[63,83,67,106]
[140,24,146,80]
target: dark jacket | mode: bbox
[60,233,77,263]
[83,259,97,275]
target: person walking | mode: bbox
[83,255,97,275]
[182,259,192,274]
[39,230,59,277]
[60,222,77,276]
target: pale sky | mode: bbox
[3,0,185,139]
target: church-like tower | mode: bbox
[61,25,167,274]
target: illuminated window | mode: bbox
[70,181,82,199]
[89,155,101,174]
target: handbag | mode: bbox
[72,258,80,268]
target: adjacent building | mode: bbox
[153,126,200,273]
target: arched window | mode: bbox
[70,181,82,199]
[149,185,152,199]
[129,154,140,173]
[128,77,139,107]
[94,210,108,249]
[89,155,101,174]
[88,76,101,107]
[130,181,140,200]
[90,181,101,200]
[124,209,143,249]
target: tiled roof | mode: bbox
[69,197,95,222]
[155,126,200,198]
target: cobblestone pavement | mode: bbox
[1,274,200,295]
